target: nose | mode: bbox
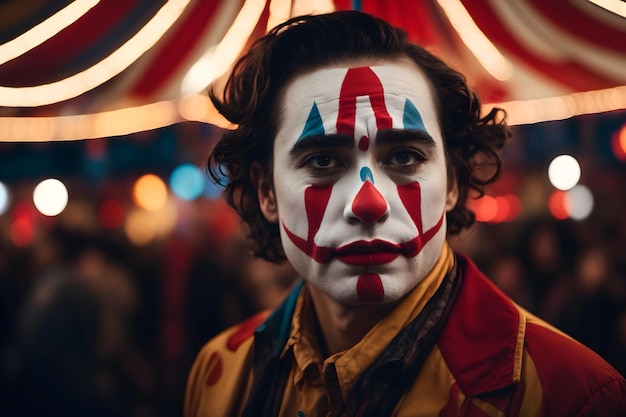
[346,180,389,224]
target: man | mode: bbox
[185,11,626,417]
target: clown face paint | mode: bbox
[270,59,454,305]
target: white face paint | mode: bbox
[271,59,453,305]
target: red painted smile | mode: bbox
[335,239,401,266]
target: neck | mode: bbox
[307,284,397,356]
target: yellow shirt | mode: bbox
[185,243,455,417]
[278,243,454,416]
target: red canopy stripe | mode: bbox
[128,0,223,97]
[528,0,626,53]
[0,0,145,86]
[461,0,621,92]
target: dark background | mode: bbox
[0,109,625,416]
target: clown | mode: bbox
[262,60,457,307]
[185,11,626,417]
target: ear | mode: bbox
[250,162,278,223]
[445,176,459,211]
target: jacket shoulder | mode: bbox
[523,313,626,416]
[184,311,270,417]
[440,253,626,416]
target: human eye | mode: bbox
[301,152,345,173]
[383,148,427,170]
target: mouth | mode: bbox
[335,239,402,266]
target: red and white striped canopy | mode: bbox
[0,0,624,139]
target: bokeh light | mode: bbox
[567,185,594,220]
[548,154,581,191]
[125,209,157,245]
[33,178,69,216]
[98,199,125,229]
[133,174,168,211]
[203,165,227,199]
[548,190,570,220]
[611,124,626,162]
[469,193,521,224]
[10,202,36,247]
[170,163,205,201]
[502,194,522,222]
[124,197,177,245]
[10,218,34,247]
[0,181,10,215]
[472,195,498,223]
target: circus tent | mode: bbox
[1,0,624,142]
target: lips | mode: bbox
[335,239,402,266]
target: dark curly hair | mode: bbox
[208,11,510,263]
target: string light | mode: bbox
[0,0,99,65]
[180,0,335,97]
[0,1,623,140]
[489,86,626,125]
[587,0,626,18]
[178,94,232,128]
[267,0,292,32]
[0,0,191,107]
[0,101,180,142]
[436,0,513,81]
[180,0,267,96]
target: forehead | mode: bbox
[277,59,440,140]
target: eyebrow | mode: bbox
[375,129,436,148]
[289,134,354,155]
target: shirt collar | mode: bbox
[287,242,455,397]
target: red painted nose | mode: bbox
[351,181,388,224]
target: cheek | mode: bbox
[304,185,333,241]
[397,182,424,232]
[280,184,335,264]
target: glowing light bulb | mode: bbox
[567,185,594,220]
[133,174,168,211]
[548,155,581,191]
[0,181,10,215]
[548,190,569,220]
[33,178,69,216]
[170,164,205,201]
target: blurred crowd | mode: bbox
[0,178,625,417]
[453,212,626,377]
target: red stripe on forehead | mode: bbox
[336,67,393,137]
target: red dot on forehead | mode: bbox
[358,136,369,152]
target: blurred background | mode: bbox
[0,1,625,416]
